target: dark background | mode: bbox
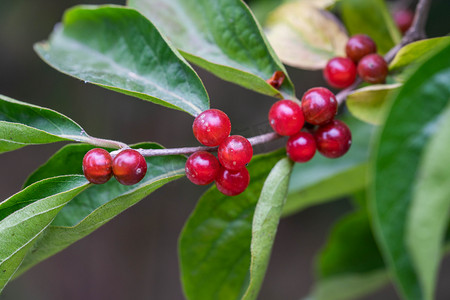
[0,0,449,299]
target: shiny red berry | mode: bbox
[82,148,113,184]
[323,57,357,89]
[394,10,414,34]
[215,167,250,196]
[301,87,337,125]
[185,151,220,185]
[286,132,316,163]
[268,100,304,136]
[345,34,377,63]
[218,135,253,171]
[314,120,352,158]
[112,149,147,185]
[357,54,388,84]
[193,109,231,147]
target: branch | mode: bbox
[337,0,432,105]
[110,132,282,157]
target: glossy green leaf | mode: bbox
[0,175,88,292]
[14,142,186,275]
[284,116,373,216]
[347,83,401,125]
[265,1,348,70]
[407,105,450,300]
[36,5,209,116]
[0,94,90,153]
[128,0,295,99]
[242,158,293,300]
[370,40,450,300]
[179,150,286,300]
[390,37,450,71]
[23,144,99,187]
[340,0,401,54]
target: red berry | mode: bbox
[314,120,352,158]
[286,132,316,163]
[82,148,113,184]
[193,109,231,147]
[357,54,388,84]
[268,100,304,136]
[345,34,377,63]
[215,167,250,196]
[218,135,253,171]
[112,149,147,185]
[394,10,414,34]
[323,57,357,89]
[185,151,220,185]
[301,87,337,125]
[266,70,285,89]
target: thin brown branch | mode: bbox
[110,132,283,157]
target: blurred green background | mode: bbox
[0,0,449,299]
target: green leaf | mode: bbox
[23,144,98,187]
[309,191,386,300]
[265,1,348,70]
[306,270,388,300]
[14,142,186,276]
[305,204,388,300]
[389,37,450,71]
[318,211,384,278]
[284,116,373,216]
[36,5,209,116]
[128,0,295,99]
[0,175,88,292]
[248,0,284,25]
[346,83,401,125]
[250,0,340,24]
[308,199,450,300]
[242,157,294,300]
[0,94,89,153]
[179,150,286,300]
[370,40,450,300]
[406,104,450,300]
[340,0,401,54]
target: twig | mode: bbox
[110,132,282,157]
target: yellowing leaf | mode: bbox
[265,1,348,70]
[347,83,401,125]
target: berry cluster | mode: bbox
[324,34,388,88]
[83,148,147,185]
[186,109,253,196]
[269,88,352,163]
